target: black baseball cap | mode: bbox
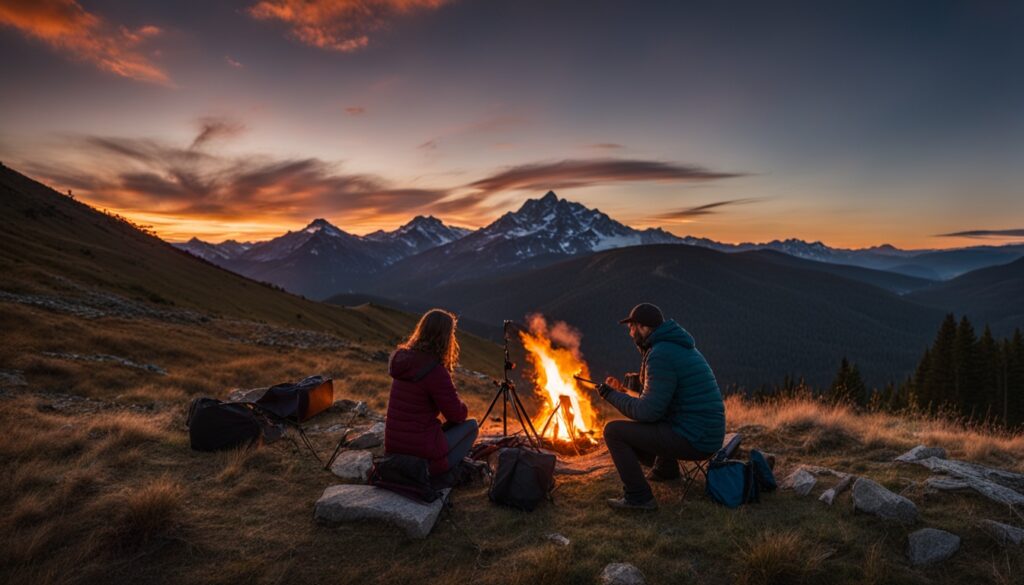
[618,303,664,328]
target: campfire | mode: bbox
[518,315,600,455]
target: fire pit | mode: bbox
[518,315,602,456]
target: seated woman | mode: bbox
[384,308,478,479]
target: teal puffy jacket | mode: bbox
[604,320,726,454]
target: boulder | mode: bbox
[906,528,959,566]
[329,450,373,482]
[314,485,449,539]
[919,471,1024,508]
[851,477,918,523]
[600,563,646,585]
[979,519,1024,545]
[782,468,817,496]
[895,445,947,463]
[348,422,385,449]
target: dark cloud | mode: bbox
[345,106,366,116]
[191,117,246,150]
[654,198,763,220]
[467,158,744,194]
[937,228,1024,238]
[587,143,624,150]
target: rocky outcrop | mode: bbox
[906,528,959,566]
[894,445,947,463]
[914,457,1024,508]
[851,477,918,523]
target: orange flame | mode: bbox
[519,315,599,441]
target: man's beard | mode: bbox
[631,329,647,349]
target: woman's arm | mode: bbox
[425,367,469,424]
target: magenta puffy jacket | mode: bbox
[384,348,468,475]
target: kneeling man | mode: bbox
[598,303,725,510]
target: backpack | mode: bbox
[705,449,778,508]
[488,448,556,511]
[368,454,441,503]
[186,398,277,452]
[253,375,334,422]
[749,449,777,492]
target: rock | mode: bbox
[600,562,645,585]
[782,468,817,496]
[819,475,855,506]
[895,445,947,463]
[851,477,918,523]
[906,528,960,566]
[347,422,385,449]
[979,520,1024,545]
[915,462,1024,508]
[0,370,27,388]
[314,485,449,539]
[911,456,1024,492]
[329,450,373,482]
[545,532,571,546]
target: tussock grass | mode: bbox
[734,529,826,585]
[107,476,185,547]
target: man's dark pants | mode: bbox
[604,420,711,503]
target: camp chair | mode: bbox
[679,432,743,501]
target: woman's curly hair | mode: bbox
[400,308,460,372]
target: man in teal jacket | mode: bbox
[598,303,726,510]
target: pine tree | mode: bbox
[830,357,868,406]
[952,316,979,417]
[923,314,958,412]
[976,326,1000,423]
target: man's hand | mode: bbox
[596,383,614,399]
[604,376,624,391]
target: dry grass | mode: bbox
[734,529,826,585]
[2,300,1024,584]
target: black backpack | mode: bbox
[186,398,276,452]
[369,454,441,503]
[488,448,556,511]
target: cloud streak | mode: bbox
[467,158,744,194]
[0,0,170,85]
[190,117,246,150]
[247,0,451,52]
[936,228,1024,238]
[653,198,763,220]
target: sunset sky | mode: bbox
[1,0,1022,248]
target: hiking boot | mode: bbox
[646,470,681,482]
[606,497,658,511]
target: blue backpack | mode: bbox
[706,449,777,508]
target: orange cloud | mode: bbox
[0,0,170,85]
[247,0,451,52]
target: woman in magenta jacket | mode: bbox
[384,308,478,477]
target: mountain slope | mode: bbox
[738,250,935,294]
[405,244,945,388]
[367,190,683,292]
[0,164,497,367]
[909,256,1024,335]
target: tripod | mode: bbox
[481,320,543,449]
